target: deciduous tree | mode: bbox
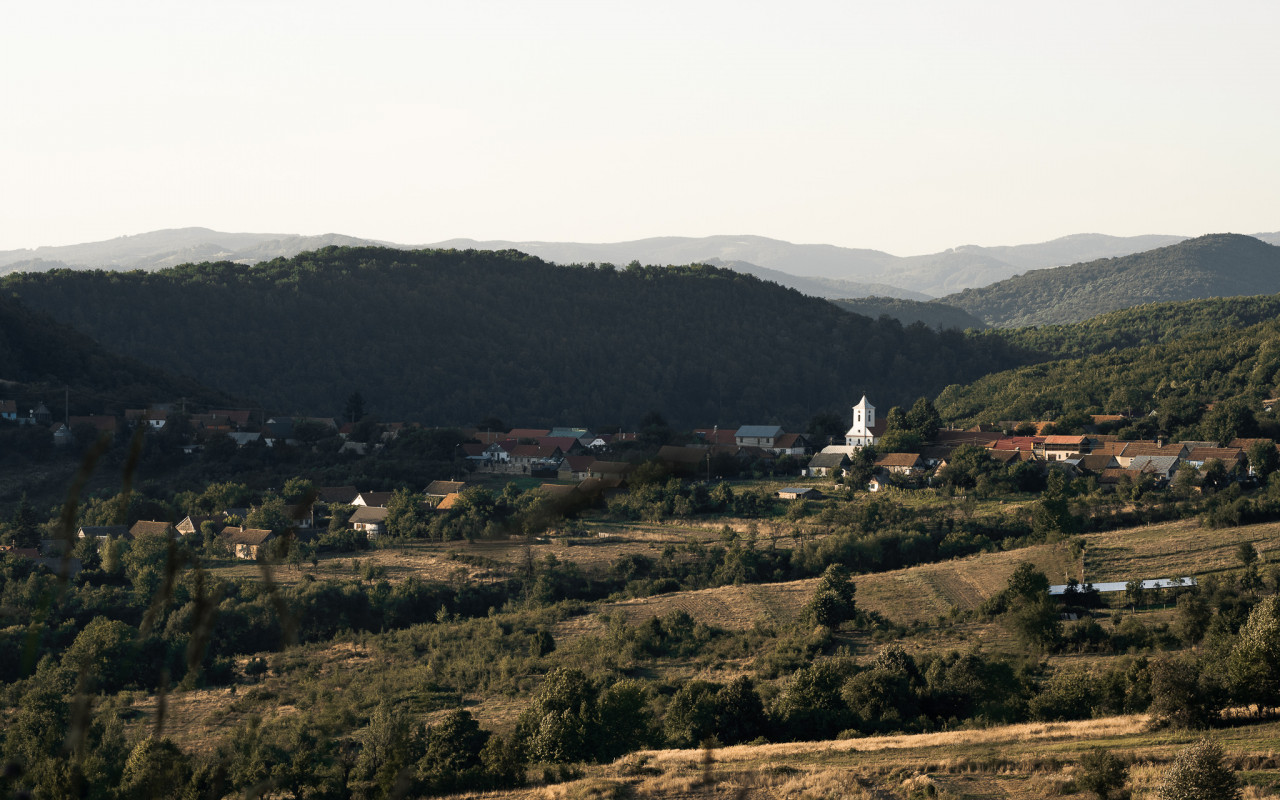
[1227,595,1280,714]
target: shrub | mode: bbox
[1155,739,1241,800]
[1077,748,1127,800]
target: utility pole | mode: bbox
[709,425,717,482]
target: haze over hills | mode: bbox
[0,228,385,275]
[699,258,930,300]
[2,227,1251,298]
[830,298,986,331]
[941,234,1280,328]
[430,232,1197,296]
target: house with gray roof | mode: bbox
[350,506,390,538]
[806,451,850,477]
[354,491,393,508]
[735,425,784,448]
[1128,455,1182,481]
[1067,453,1120,474]
[317,486,360,505]
[548,427,591,439]
[221,527,276,559]
[778,487,824,500]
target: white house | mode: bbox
[350,506,390,538]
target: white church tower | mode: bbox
[845,396,878,448]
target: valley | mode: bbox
[5,233,1280,798]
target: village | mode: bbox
[4,392,1273,571]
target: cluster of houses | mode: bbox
[76,518,282,560]
[69,479,533,558]
[800,397,1271,490]
[455,396,1273,493]
[2,399,415,454]
[459,423,813,476]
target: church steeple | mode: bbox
[844,396,877,447]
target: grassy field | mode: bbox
[1083,518,1280,583]
[128,678,1280,798]
[200,515,1280,666]
[484,715,1280,799]
[563,539,1072,635]
[202,519,735,588]
[577,516,1280,629]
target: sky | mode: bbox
[3,0,1277,256]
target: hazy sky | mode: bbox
[3,1,1277,255]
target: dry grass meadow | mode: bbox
[446,715,1280,799]
[207,511,1280,625]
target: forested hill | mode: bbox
[935,313,1280,441]
[940,234,1280,327]
[0,292,231,411]
[1,248,1027,427]
[994,293,1280,361]
[830,297,985,331]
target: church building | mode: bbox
[808,395,887,473]
[845,396,883,448]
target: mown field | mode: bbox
[511,715,1280,799]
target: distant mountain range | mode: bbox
[0,229,381,275]
[426,233,1206,296]
[8,227,1277,298]
[698,259,931,301]
[940,234,1280,327]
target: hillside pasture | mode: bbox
[575,540,1076,635]
[203,520,732,587]
[1082,518,1280,584]
[518,716,1280,800]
